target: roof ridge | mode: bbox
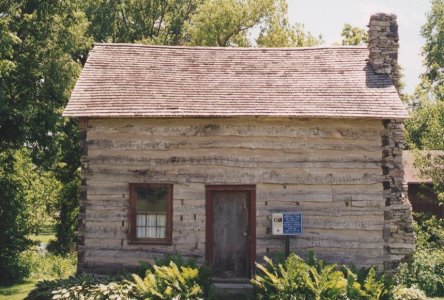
[93,43,368,51]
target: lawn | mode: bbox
[0,225,76,300]
[0,281,37,300]
[29,224,56,245]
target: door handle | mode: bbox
[243,232,248,237]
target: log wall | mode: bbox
[78,117,413,273]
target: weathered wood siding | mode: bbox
[80,117,387,272]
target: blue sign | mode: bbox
[282,212,303,235]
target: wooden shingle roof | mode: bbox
[63,43,408,119]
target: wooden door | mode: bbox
[206,186,256,279]
[213,191,248,277]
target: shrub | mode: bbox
[414,214,444,250]
[393,285,427,300]
[253,253,348,300]
[25,275,136,300]
[138,254,212,297]
[395,249,444,297]
[26,258,211,300]
[395,214,444,297]
[252,253,393,300]
[132,261,205,300]
[252,254,314,299]
[21,250,76,280]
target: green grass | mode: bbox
[29,224,55,245]
[0,224,77,300]
[0,281,37,300]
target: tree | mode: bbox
[0,152,33,282]
[185,0,322,47]
[257,0,322,47]
[83,0,201,45]
[405,0,444,203]
[0,0,92,276]
[186,0,275,47]
[341,24,368,46]
[421,0,444,100]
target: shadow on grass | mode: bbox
[0,281,37,300]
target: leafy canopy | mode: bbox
[405,0,444,203]
[341,24,368,46]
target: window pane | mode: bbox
[137,214,146,226]
[157,214,166,227]
[157,227,166,238]
[147,214,156,226]
[136,186,168,212]
[147,227,156,238]
[137,227,146,238]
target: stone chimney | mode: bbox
[368,13,401,90]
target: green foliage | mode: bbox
[405,101,444,150]
[0,0,91,259]
[396,251,444,297]
[404,0,444,203]
[83,0,201,45]
[421,0,444,100]
[415,214,444,250]
[0,152,34,283]
[26,258,210,300]
[257,0,323,47]
[186,0,274,46]
[393,285,427,300]
[25,274,136,300]
[154,253,201,269]
[342,265,394,300]
[133,261,207,300]
[252,252,392,300]
[252,255,313,299]
[406,131,444,205]
[395,215,444,297]
[138,253,212,296]
[184,0,322,47]
[14,150,62,232]
[341,24,368,46]
[20,251,77,281]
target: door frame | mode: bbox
[205,185,256,277]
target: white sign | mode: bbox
[272,212,303,236]
[272,213,284,235]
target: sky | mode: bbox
[286,0,431,93]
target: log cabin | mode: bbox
[63,13,414,278]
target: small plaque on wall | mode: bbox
[272,212,303,235]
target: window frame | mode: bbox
[128,183,173,245]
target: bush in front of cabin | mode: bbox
[392,285,427,300]
[25,258,210,300]
[25,274,137,300]
[252,252,394,300]
[132,261,206,300]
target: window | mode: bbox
[129,184,172,244]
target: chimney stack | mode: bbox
[368,13,400,89]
